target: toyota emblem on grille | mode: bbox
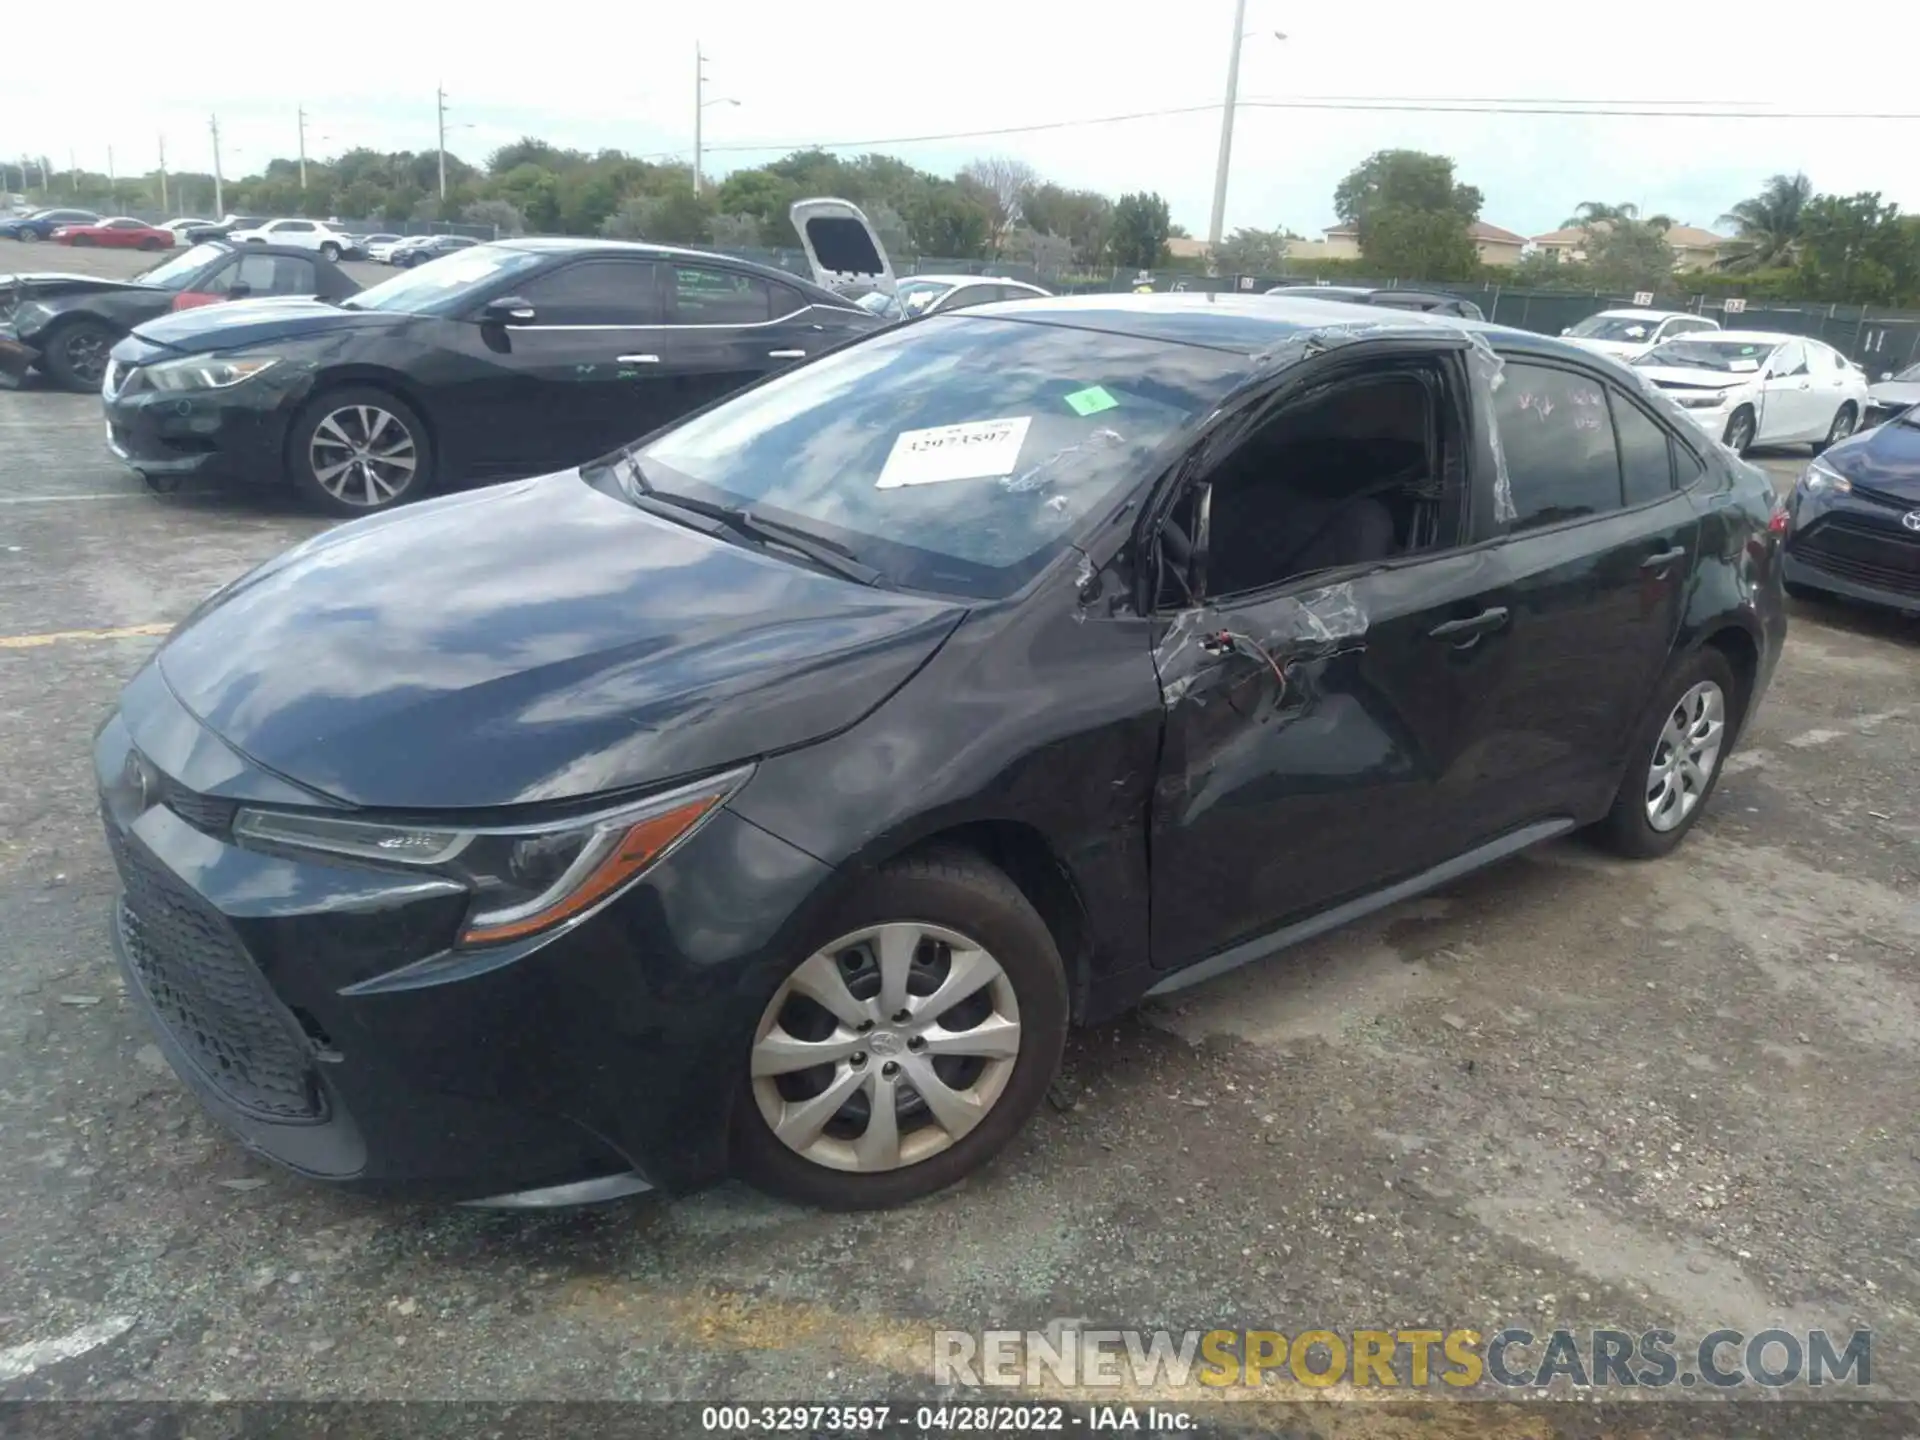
[1904,510,1920,533]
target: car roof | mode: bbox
[904,274,1043,287]
[1594,307,1694,320]
[1687,329,1806,346]
[493,236,857,306]
[958,291,1582,359]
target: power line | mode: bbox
[699,95,1920,155]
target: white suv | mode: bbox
[1561,308,1720,361]
[227,218,355,261]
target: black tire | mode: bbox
[18,230,38,243]
[69,234,93,247]
[138,236,165,251]
[285,385,433,517]
[1812,404,1857,454]
[1723,407,1756,457]
[732,849,1069,1210]
[319,242,342,262]
[41,318,119,391]
[1594,648,1742,860]
[1784,580,1822,603]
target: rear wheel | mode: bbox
[69,234,93,247]
[733,850,1068,1209]
[139,236,165,251]
[1723,407,1756,457]
[1594,648,1741,859]
[286,386,432,516]
[318,242,342,262]
[41,319,118,391]
[1813,404,1857,453]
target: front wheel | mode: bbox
[1594,648,1741,859]
[139,237,165,251]
[41,319,119,391]
[286,387,432,516]
[318,242,341,262]
[733,850,1069,1209]
[1722,407,1756,457]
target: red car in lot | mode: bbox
[50,218,177,251]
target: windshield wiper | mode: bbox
[614,446,882,586]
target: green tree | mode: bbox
[600,186,714,245]
[462,199,526,236]
[1212,226,1290,275]
[906,183,992,258]
[1583,216,1677,291]
[1333,150,1481,278]
[1019,184,1113,266]
[1361,206,1479,281]
[1718,173,1812,272]
[714,168,800,243]
[1795,192,1920,304]
[1109,191,1172,270]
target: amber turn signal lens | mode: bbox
[458,794,721,946]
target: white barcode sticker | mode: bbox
[875,416,1032,489]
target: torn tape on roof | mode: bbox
[1248,320,1419,371]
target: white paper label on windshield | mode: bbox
[875,416,1032,489]
[1729,359,1760,372]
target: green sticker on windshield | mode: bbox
[1064,385,1119,417]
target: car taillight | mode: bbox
[170,292,220,311]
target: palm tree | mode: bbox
[1562,201,1642,228]
[1717,173,1812,272]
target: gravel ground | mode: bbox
[2,234,1917,1421]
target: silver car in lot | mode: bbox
[1867,362,1920,427]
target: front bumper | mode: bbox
[101,365,293,482]
[95,664,832,1201]
[1781,491,1920,616]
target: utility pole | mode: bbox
[210,114,225,217]
[107,146,116,206]
[69,149,78,196]
[436,84,448,199]
[158,135,169,213]
[1206,0,1249,250]
[694,44,704,195]
[298,106,308,190]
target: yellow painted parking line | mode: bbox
[0,623,170,650]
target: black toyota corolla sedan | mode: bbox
[1781,400,1920,614]
[97,294,1787,1210]
[100,236,883,514]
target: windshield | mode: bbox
[1637,338,1775,373]
[856,291,899,318]
[895,279,956,315]
[633,314,1247,599]
[1890,363,1920,383]
[134,243,228,290]
[340,245,548,315]
[1568,315,1662,342]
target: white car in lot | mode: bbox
[1632,331,1871,456]
[226,217,355,262]
[1866,361,1920,427]
[1562,308,1720,360]
[854,274,1051,321]
[366,236,413,263]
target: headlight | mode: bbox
[1674,393,1731,410]
[142,354,280,391]
[1801,457,1852,495]
[232,765,751,947]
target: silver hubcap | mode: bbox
[1645,680,1725,832]
[751,922,1022,1174]
[309,404,417,506]
[1728,416,1753,451]
[1830,410,1854,442]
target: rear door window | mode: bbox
[1493,361,1624,530]
[669,265,772,324]
[1610,388,1676,506]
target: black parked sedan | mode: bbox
[0,207,100,241]
[102,237,883,513]
[97,294,1786,1210]
[1781,404,1920,614]
[393,234,477,268]
[1265,284,1486,320]
[1,242,358,390]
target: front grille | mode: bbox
[107,824,323,1121]
[1791,515,1920,599]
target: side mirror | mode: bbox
[1882,371,1894,381]
[225,280,251,299]
[1559,327,1572,336]
[483,296,536,325]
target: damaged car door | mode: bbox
[1146,341,1519,980]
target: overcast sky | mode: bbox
[7,1,1918,236]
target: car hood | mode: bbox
[2,271,149,308]
[1869,380,1920,409]
[1633,365,1755,392]
[123,297,402,355]
[1565,337,1647,357]
[155,472,967,809]
[1821,414,1920,501]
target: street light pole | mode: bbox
[694,44,705,195]
[298,106,308,190]
[436,84,448,199]
[1207,0,1249,250]
[158,135,168,213]
[210,114,224,217]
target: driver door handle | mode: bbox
[1641,546,1687,570]
[615,354,660,364]
[1428,606,1508,642]
[768,349,807,359]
